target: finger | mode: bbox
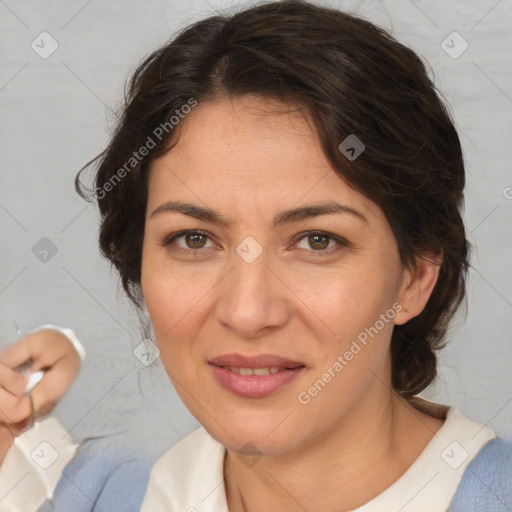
[0,389,31,425]
[1,415,31,438]
[0,362,27,396]
[31,351,81,418]
[0,329,75,371]
[0,338,32,369]
[16,329,76,370]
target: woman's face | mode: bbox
[141,95,415,455]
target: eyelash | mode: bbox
[161,229,350,256]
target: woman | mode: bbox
[76,1,511,510]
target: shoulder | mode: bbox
[50,437,154,512]
[463,438,512,480]
[141,426,227,510]
[448,438,512,512]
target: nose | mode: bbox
[214,246,291,339]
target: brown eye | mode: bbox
[308,234,330,250]
[163,230,214,251]
[294,231,349,255]
[185,233,207,249]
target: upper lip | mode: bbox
[209,353,305,369]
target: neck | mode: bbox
[224,389,445,512]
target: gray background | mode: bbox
[1,0,511,458]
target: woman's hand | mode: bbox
[0,328,81,436]
[0,355,30,433]
[0,360,26,464]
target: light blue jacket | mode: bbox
[448,438,512,511]
[38,438,154,512]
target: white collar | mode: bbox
[352,406,496,511]
[141,405,496,512]
[141,422,228,511]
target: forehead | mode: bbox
[166,96,323,172]
[147,96,380,222]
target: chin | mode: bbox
[198,408,306,456]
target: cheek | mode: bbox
[141,258,217,371]
[291,264,392,342]
[142,248,207,328]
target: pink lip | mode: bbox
[208,353,306,398]
[208,353,304,369]
[209,365,304,398]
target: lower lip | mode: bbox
[209,364,305,398]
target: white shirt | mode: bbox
[141,405,497,512]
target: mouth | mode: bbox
[208,352,305,369]
[218,365,300,375]
[208,354,306,398]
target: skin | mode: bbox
[141,95,444,511]
[0,329,81,464]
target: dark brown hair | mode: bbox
[76,0,469,398]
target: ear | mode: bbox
[394,251,443,326]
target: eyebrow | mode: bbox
[150,200,368,228]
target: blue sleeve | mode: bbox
[40,438,154,512]
[448,438,512,512]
